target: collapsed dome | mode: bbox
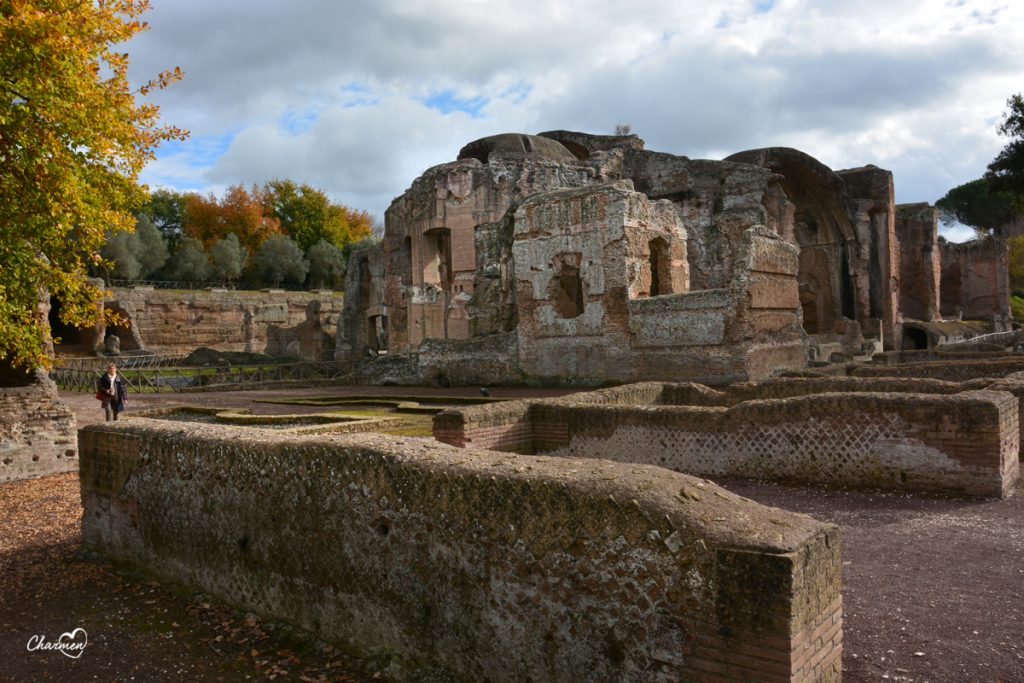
[457,133,578,164]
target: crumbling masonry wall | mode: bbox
[895,203,941,322]
[80,421,841,682]
[0,372,77,483]
[435,384,1019,498]
[940,237,1010,320]
[98,288,343,358]
[513,181,804,384]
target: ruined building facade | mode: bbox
[333,131,1010,385]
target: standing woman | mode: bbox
[97,363,128,421]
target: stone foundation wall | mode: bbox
[436,385,1019,497]
[79,421,841,682]
[0,372,77,483]
[101,288,343,358]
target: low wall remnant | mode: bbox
[80,421,842,682]
[435,383,1019,498]
[0,371,77,483]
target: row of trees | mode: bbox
[98,182,378,289]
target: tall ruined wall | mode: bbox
[622,151,781,291]
[940,237,1010,320]
[511,180,804,385]
[512,181,687,381]
[895,203,941,321]
[80,421,842,682]
[837,165,900,347]
[0,371,77,483]
[103,288,343,358]
[336,245,386,360]
[383,143,603,354]
[723,149,901,349]
[436,385,1019,498]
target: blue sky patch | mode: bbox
[159,130,237,167]
[420,90,488,118]
[278,107,321,134]
[500,81,533,105]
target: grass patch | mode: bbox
[1012,295,1024,321]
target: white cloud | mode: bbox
[129,0,1024,240]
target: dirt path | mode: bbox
[719,478,1024,682]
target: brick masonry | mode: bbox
[436,382,1019,498]
[0,371,78,483]
[79,421,841,682]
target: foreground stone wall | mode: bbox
[80,421,841,682]
[101,288,344,358]
[436,384,1019,498]
[0,372,77,483]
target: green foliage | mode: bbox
[936,178,1018,235]
[265,179,367,251]
[0,1,185,370]
[100,230,143,281]
[1011,295,1024,320]
[209,233,248,284]
[306,239,345,289]
[1009,236,1024,296]
[164,237,211,282]
[97,215,168,281]
[248,235,308,287]
[135,215,169,277]
[140,188,188,244]
[986,93,1024,197]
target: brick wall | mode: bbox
[940,237,1010,319]
[0,372,77,483]
[895,203,941,322]
[79,421,841,682]
[437,384,1019,497]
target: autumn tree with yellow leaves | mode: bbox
[0,0,185,371]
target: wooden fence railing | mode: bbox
[56,353,191,371]
[53,361,356,394]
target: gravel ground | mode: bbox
[2,387,1022,681]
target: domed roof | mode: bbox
[457,133,577,164]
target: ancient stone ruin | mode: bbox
[435,379,1021,499]
[336,131,1011,384]
[0,367,77,484]
[79,420,842,681]
[54,287,343,361]
[30,129,1024,680]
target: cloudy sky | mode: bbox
[127,0,1024,242]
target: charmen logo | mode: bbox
[26,627,88,658]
